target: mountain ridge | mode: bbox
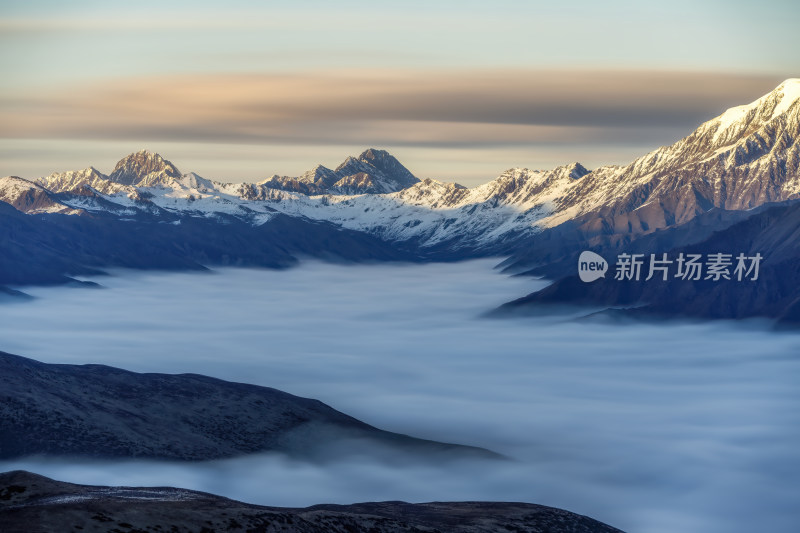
[8,79,799,253]
[259,148,421,195]
[496,198,800,326]
[2,79,800,325]
[108,149,183,187]
[0,471,624,533]
[0,351,500,462]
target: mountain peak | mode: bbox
[335,156,358,169]
[80,166,106,180]
[299,164,337,185]
[772,78,800,115]
[358,148,391,161]
[109,150,182,187]
[565,162,590,180]
[332,148,419,194]
[710,79,800,139]
[0,175,80,215]
[777,78,800,88]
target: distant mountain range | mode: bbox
[0,471,624,533]
[1,79,799,324]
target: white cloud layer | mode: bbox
[1,260,799,533]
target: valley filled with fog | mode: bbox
[2,259,799,533]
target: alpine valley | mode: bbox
[2,79,800,320]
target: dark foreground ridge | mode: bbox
[0,471,624,533]
[0,351,499,462]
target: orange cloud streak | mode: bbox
[0,69,784,147]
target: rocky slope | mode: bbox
[107,149,183,187]
[548,79,800,227]
[259,148,421,195]
[0,471,623,533]
[0,351,497,461]
[37,166,131,195]
[0,176,83,215]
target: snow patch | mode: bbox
[772,78,800,119]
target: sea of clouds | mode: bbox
[1,259,799,533]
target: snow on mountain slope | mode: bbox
[109,149,183,187]
[6,80,799,252]
[186,78,799,244]
[177,172,216,192]
[33,154,278,224]
[258,168,331,195]
[332,148,420,194]
[37,167,132,196]
[223,163,587,249]
[291,163,590,247]
[259,148,421,196]
[545,78,800,228]
[0,176,83,215]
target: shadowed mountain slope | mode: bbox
[497,200,800,326]
[0,352,498,462]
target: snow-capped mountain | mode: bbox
[108,149,183,187]
[37,167,131,195]
[332,148,421,194]
[3,79,800,255]
[259,148,421,195]
[0,176,82,215]
[259,165,338,195]
[257,162,592,249]
[546,78,800,232]
[232,74,799,245]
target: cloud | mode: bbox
[0,70,785,149]
[1,260,799,533]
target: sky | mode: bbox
[1,0,798,185]
[2,261,799,533]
